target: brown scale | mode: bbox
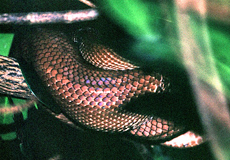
[18,28,184,141]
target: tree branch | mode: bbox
[0,9,99,24]
[0,55,33,99]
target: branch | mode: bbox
[0,55,33,99]
[0,9,99,24]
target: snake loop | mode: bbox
[13,27,185,143]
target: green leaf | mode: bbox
[0,33,14,56]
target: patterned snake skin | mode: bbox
[14,27,185,142]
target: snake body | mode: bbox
[13,27,186,143]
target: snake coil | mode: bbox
[13,27,186,143]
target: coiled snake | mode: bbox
[11,27,204,147]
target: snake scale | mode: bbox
[12,27,203,147]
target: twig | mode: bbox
[0,98,37,114]
[78,0,96,8]
[0,9,99,24]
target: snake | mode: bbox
[11,27,204,147]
